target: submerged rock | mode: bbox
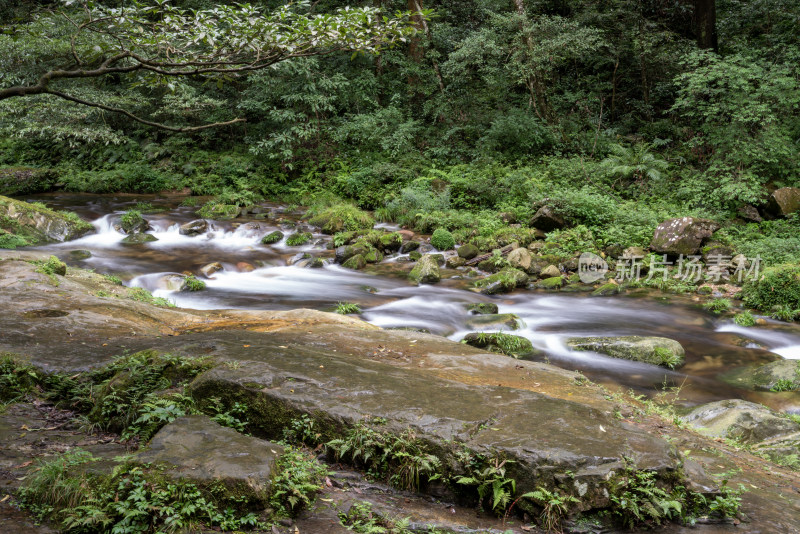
[681,400,800,459]
[566,335,685,368]
[179,219,208,236]
[409,254,441,285]
[649,217,720,256]
[135,415,284,503]
[200,262,223,277]
[751,360,800,392]
[120,233,158,245]
[465,313,521,331]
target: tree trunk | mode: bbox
[694,0,718,51]
[512,0,553,123]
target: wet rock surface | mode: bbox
[566,335,685,367]
[135,415,284,503]
[649,217,720,256]
[0,195,92,245]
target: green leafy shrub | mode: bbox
[119,209,145,233]
[308,203,374,234]
[733,310,756,326]
[335,301,362,314]
[34,255,67,276]
[742,265,800,313]
[703,298,732,314]
[430,228,455,250]
[0,229,29,249]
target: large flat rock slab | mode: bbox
[135,415,284,503]
[184,332,678,511]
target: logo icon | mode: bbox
[578,252,608,283]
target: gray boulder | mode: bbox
[767,187,800,217]
[650,217,720,256]
[179,219,208,236]
[135,415,284,503]
[529,206,566,231]
[409,254,441,285]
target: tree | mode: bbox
[694,0,717,51]
[0,0,420,131]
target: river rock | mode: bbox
[466,302,499,315]
[529,206,566,231]
[200,262,223,277]
[566,336,685,368]
[364,249,384,263]
[540,264,561,279]
[0,195,92,245]
[701,242,735,262]
[409,254,441,285]
[157,274,188,291]
[69,249,92,260]
[342,254,367,270]
[767,187,800,217]
[738,204,762,222]
[535,276,564,290]
[592,282,620,296]
[446,256,466,269]
[457,244,479,260]
[179,219,208,236]
[476,268,528,295]
[135,415,284,503]
[236,262,255,272]
[379,232,403,252]
[751,360,800,391]
[261,230,284,245]
[461,332,534,357]
[121,233,158,245]
[650,217,720,256]
[507,248,531,271]
[681,400,800,454]
[336,243,370,264]
[465,313,521,331]
[400,240,420,253]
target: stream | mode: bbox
[26,193,800,413]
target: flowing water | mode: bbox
[26,194,800,413]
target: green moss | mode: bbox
[0,229,29,249]
[592,282,619,296]
[286,232,313,246]
[342,254,367,270]
[364,248,384,263]
[33,255,67,276]
[536,276,564,289]
[261,230,284,244]
[196,202,241,220]
[184,275,206,291]
[474,268,528,294]
[461,332,534,357]
[119,209,145,233]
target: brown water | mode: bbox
[24,193,800,412]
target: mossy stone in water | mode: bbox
[457,243,479,260]
[536,276,564,290]
[69,249,92,260]
[409,250,422,261]
[465,313,521,331]
[592,282,620,296]
[566,335,685,368]
[342,254,367,270]
[446,256,466,268]
[364,249,384,263]
[475,268,528,295]
[286,232,312,246]
[751,360,800,391]
[379,232,403,252]
[261,230,284,244]
[466,302,499,315]
[121,233,158,245]
[409,254,441,285]
[461,332,534,357]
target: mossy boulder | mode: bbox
[681,399,800,458]
[535,276,564,290]
[461,332,535,357]
[119,210,149,234]
[121,233,158,245]
[529,205,566,231]
[409,254,441,285]
[335,243,371,264]
[342,254,367,270]
[261,230,284,244]
[0,195,92,246]
[197,203,241,220]
[286,232,312,246]
[309,204,374,234]
[767,187,800,217]
[475,268,528,295]
[446,256,466,268]
[400,240,420,253]
[751,360,800,391]
[364,249,384,263]
[378,232,403,252]
[466,302,499,315]
[408,250,422,261]
[540,264,561,279]
[566,336,685,368]
[134,415,284,504]
[457,243,479,260]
